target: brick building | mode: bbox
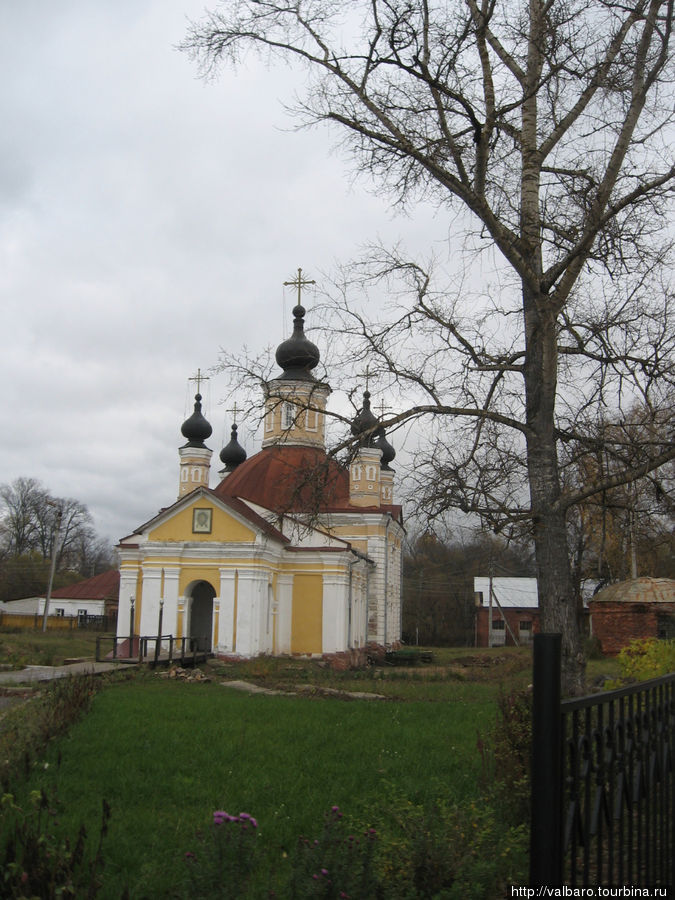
[474,577,540,647]
[589,577,675,655]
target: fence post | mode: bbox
[153,601,164,668]
[530,633,563,886]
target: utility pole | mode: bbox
[42,503,63,633]
[488,558,493,648]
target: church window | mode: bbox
[306,409,319,431]
[366,465,377,481]
[351,464,362,481]
[265,407,275,432]
[283,402,296,430]
[191,467,200,482]
[181,468,188,482]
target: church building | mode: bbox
[116,282,403,658]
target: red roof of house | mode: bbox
[214,445,402,522]
[51,569,120,601]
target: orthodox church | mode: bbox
[116,285,403,658]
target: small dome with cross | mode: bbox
[181,393,212,448]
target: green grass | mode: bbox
[15,674,494,898]
[1,645,622,897]
[0,628,100,668]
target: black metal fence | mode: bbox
[530,633,675,888]
[95,633,200,667]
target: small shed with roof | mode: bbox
[589,577,675,655]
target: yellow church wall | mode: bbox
[291,574,323,654]
[178,567,220,595]
[148,502,257,543]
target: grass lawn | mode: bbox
[1,642,622,897]
[0,627,100,668]
[11,670,496,898]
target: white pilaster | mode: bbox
[139,567,163,636]
[276,573,293,654]
[322,572,350,653]
[234,568,264,657]
[117,570,138,639]
[216,568,236,653]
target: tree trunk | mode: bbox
[523,287,585,695]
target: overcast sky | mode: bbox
[0,0,450,544]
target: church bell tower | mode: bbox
[262,268,331,449]
[178,380,213,498]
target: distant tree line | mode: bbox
[0,477,116,604]
[402,531,534,647]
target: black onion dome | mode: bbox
[274,304,320,381]
[375,428,396,470]
[351,390,379,447]
[181,394,212,448]
[219,423,247,473]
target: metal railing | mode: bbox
[530,633,675,888]
[95,634,200,667]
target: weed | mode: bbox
[369,784,528,899]
[0,789,110,899]
[478,688,532,825]
[0,675,102,791]
[289,806,378,899]
[181,810,261,899]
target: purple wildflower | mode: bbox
[213,810,237,825]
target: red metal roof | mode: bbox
[214,446,350,512]
[51,569,120,601]
[214,445,402,522]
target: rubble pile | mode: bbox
[160,666,211,682]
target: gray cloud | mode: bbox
[1,0,443,545]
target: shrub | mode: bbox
[370,786,528,899]
[478,688,532,825]
[607,638,675,687]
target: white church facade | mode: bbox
[116,284,403,659]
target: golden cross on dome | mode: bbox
[283,267,316,306]
[189,368,209,394]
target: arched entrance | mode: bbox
[188,581,216,652]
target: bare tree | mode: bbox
[0,478,115,595]
[564,404,674,586]
[183,0,675,692]
[0,478,47,557]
